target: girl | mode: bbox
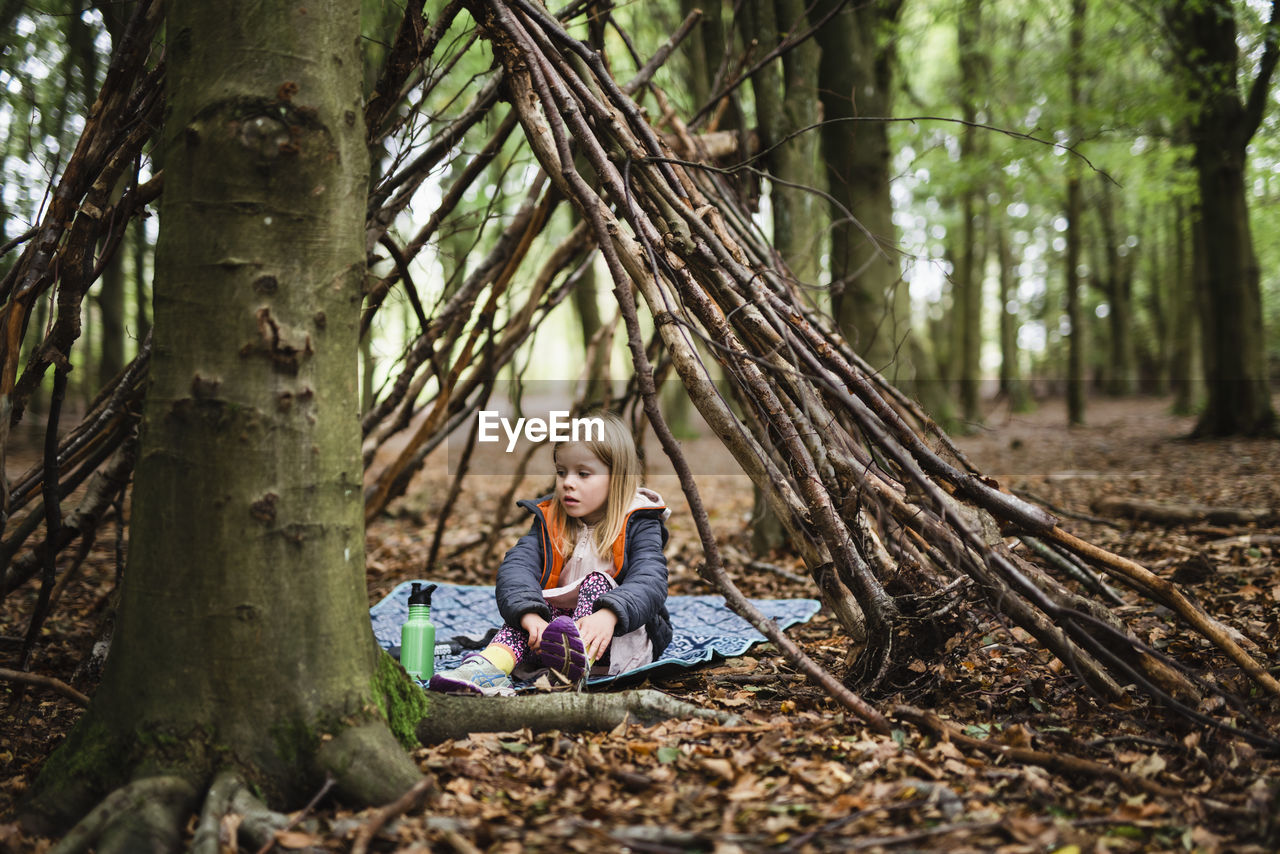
[429,413,672,695]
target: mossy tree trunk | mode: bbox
[25,0,421,840]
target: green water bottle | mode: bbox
[400,582,437,682]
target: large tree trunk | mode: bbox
[24,0,420,837]
[1166,0,1278,436]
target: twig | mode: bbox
[1046,525,1280,698]
[253,775,336,854]
[20,367,67,668]
[350,778,436,854]
[0,666,89,706]
[845,818,1008,850]
[1204,533,1280,548]
[1020,535,1124,605]
[722,545,810,585]
[1011,486,1120,527]
[892,704,1182,798]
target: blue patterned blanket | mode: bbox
[370,580,821,686]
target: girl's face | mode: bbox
[555,443,610,526]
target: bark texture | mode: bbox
[24,0,420,834]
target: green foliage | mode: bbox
[1,3,109,243]
[888,0,1275,389]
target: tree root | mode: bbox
[233,783,311,853]
[191,770,241,854]
[50,775,198,854]
[190,769,312,854]
[416,688,742,744]
[316,720,423,806]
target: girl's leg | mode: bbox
[428,623,530,694]
[570,572,612,621]
[541,575,610,679]
[484,625,531,671]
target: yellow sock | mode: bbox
[480,644,516,674]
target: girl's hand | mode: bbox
[576,609,619,661]
[522,613,550,651]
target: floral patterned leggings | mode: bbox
[491,571,612,665]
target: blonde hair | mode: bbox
[548,412,642,561]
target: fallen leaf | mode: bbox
[1129,753,1167,779]
[275,830,322,849]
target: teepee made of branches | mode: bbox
[455,0,1278,742]
[0,0,1275,748]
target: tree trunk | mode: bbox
[1095,178,1136,396]
[24,0,420,836]
[1165,0,1278,436]
[995,216,1029,411]
[1190,147,1274,435]
[814,0,908,377]
[1169,198,1198,414]
[571,259,612,408]
[745,0,823,556]
[1064,0,1086,426]
[130,214,151,347]
[681,0,724,113]
[97,233,126,390]
[954,0,986,425]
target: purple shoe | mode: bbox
[540,616,588,681]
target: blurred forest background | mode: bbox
[2,0,1277,451]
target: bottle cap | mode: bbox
[408,582,437,606]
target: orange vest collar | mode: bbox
[536,497,632,589]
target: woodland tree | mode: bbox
[1164,0,1279,436]
[813,0,910,376]
[952,0,988,424]
[21,0,423,842]
[1064,0,1087,425]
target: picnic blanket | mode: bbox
[371,580,821,686]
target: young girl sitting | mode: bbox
[429,413,672,694]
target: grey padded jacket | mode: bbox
[494,489,673,658]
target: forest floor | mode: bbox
[2,394,1279,852]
